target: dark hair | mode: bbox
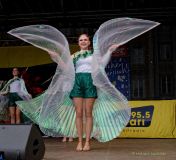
[78,33,90,41]
[12,67,21,77]
[13,67,19,70]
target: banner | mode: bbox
[120,100,176,138]
[106,46,130,99]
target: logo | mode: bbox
[126,105,154,127]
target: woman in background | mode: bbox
[0,67,31,124]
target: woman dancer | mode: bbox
[0,68,31,123]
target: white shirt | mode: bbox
[9,79,21,93]
[75,55,93,73]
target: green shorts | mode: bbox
[8,92,22,107]
[70,73,97,99]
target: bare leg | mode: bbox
[16,107,21,124]
[83,98,95,151]
[62,137,73,142]
[62,137,67,142]
[69,137,73,142]
[9,107,15,124]
[73,97,83,151]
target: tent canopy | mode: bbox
[0,44,79,68]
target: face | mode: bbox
[78,34,90,50]
[12,68,19,77]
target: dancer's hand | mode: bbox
[108,44,120,53]
[29,94,32,99]
[0,91,8,95]
[48,51,59,58]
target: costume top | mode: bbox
[9,78,21,93]
[0,77,31,111]
[73,50,93,73]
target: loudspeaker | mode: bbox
[0,124,45,160]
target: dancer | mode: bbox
[0,67,31,124]
[8,17,160,150]
[69,34,97,150]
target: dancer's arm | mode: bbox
[101,44,120,67]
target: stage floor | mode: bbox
[43,138,176,160]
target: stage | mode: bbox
[43,138,176,160]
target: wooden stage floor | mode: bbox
[43,138,176,160]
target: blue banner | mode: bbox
[105,57,130,99]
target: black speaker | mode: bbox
[0,124,45,160]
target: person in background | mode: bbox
[0,67,31,124]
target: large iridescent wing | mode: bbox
[93,17,160,67]
[0,95,9,112]
[8,25,76,137]
[91,18,160,142]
